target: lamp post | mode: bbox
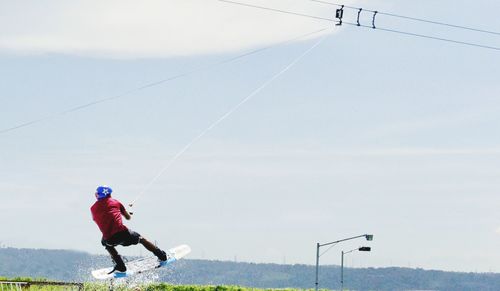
[315,234,373,291]
[341,247,371,291]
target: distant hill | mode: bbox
[1,247,500,291]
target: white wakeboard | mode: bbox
[91,244,191,280]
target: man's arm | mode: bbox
[120,204,132,220]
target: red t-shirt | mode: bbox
[91,197,128,240]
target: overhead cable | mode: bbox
[311,0,500,36]
[218,0,333,21]
[217,0,500,51]
[352,23,500,51]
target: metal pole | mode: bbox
[315,234,373,290]
[341,251,344,291]
[315,243,319,291]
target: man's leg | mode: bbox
[139,237,168,261]
[105,245,127,272]
[124,230,168,262]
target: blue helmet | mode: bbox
[96,185,112,200]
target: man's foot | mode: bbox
[107,262,126,274]
[114,261,127,272]
[154,249,168,261]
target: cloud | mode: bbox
[0,0,349,58]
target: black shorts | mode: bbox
[101,229,141,247]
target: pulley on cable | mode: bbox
[335,5,344,26]
[335,5,378,29]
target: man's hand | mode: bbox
[123,210,132,220]
[127,203,134,218]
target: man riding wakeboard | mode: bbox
[90,185,168,273]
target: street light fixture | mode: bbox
[341,247,372,291]
[315,234,373,291]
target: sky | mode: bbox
[1,0,500,273]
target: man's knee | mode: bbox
[103,243,117,253]
[106,246,115,252]
[128,230,141,245]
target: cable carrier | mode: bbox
[336,5,378,28]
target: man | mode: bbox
[90,185,168,273]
